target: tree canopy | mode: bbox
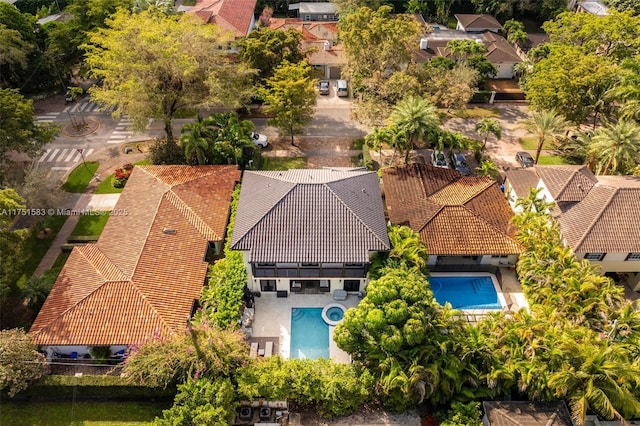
[237,27,306,83]
[0,328,48,396]
[83,8,255,141]
[0,89,58,175]
[260,60,316,145]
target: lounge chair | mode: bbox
[264,341,273,357]
[249,342,259,358]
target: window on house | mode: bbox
[492,255,509,258]
[344,280,360,292]
[260,280,276,292]
[625,253,640,261]
[584,253,606,261]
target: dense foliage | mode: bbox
[236,357,374,417]
[0,329,48,397]
[83,8,254,141]
[122,323,249,389]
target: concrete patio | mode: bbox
[249,293,360,363]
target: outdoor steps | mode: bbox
[471,278,495,295]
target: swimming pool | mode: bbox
[429,274,505,310]
[290,308,329,359]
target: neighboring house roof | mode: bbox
[415,30,521,66]
[268,19,345,66]
[536,165,597,202]
[556,176,640,253]
[230,168,390,263]
[188,0,257,37]
[455,14,502,32]
[383,164,521,256]
[503,168,538,198]
[504,165,640,254]
[483,401,573,425]
[289,2,337,15]
[30,165,241,346]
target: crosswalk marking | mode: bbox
[38,148,94,163]
[108,118,135,144]
[36,113,59,123]
[63,100,115,114]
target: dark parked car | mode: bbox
[319,80,330,95]
[516,151,534,167]
[451,152,470,176]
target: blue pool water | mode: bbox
[429,275,502,309]
[290,308,329,359]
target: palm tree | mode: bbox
[365,127,389,166]
[588,120,640,175]
[386,125,411,165]
[180,115,211,165]
[514,187,553,214]
[389,96,439,155]
[475,159,500,181]
[518,109,569,164]
[475,118,502,149]
[548,338,640,426]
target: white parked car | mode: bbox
[251,132,268,148]
[431,150,449,168]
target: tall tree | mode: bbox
[237,27,306,83]
[518,108,569,164]
[588,120,640,175]
[180,115,212,165]
[260,61,316,146]
[339,6,421,85]
[522,45,619,124]
[475,118,502,149]
[0,89,58,176]
[388,96,439,159]
[83,8,254,142]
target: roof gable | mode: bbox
[455,14,502,31]
[189,0,257,36]
[536,165,597,202]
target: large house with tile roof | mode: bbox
[382,164,521,267]
[187,0,257,38]
[504,165,640,289]
[454,14,502,33]
[30,165,241,359]
[416,21,522,79]
[230,168,390,296]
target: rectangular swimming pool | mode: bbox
[429,274,505,310]
[290,307,329,359]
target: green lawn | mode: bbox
[537,155,569,165]
[0,401,169,425]
[16,215,68,287]
[70,213,111,237]
[62,161,99,193]
[519,137,555,151]
[95,160,153,194]
[95,175,122,194]
[263,157,307,170]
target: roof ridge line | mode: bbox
[80,245,129,282]
[165,190,219,240]
[324,183,390,248]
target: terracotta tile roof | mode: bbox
[30,166,240,346]
[268,19,344,66]
[503,168,539,199]
[230,169,390,263]
[189,0,257,37]
[483,401,573,426]
[383,164,520,256]
[414,31,520,66]
[557,180,640,253]
[454,14,502,31]
[535,165,597,202]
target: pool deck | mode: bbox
[248,268,529,360]
[250,293,358,363]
